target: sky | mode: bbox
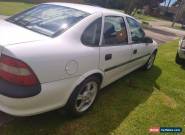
[161,0,177,6]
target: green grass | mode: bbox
[0,1,34,16]
[134,13,157,22]
[0,40,184,135]
[173,25,185,31]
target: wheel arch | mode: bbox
[64,69,104,107]
[72,70,104,90]
[152,40,158,54]
[153,49,158,54]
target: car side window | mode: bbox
[102,16,128,46]
[126,17,145,43]
[81,18,102,46]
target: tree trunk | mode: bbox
[127,0,136,14]
[132,8,138,16]
[166,0,172,12]
[172,0,185,27]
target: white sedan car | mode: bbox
[176,37,185,64]
[0,3,158,117]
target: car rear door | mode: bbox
[99,15,132,87]
[126,17,151,68]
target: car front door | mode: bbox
[126,17,151,69]
[99,16,132,87]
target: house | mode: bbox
[159,5,185,22]
[142,0,165,16]
[158,6,177,20]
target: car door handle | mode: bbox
[133,49,137,54]
[105,54,112,61]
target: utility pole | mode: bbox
[172,0,185,27]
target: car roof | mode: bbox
[45,2,132,18]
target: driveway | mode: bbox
[144,19,185,44]
[0,15,7,20]
[144,27,177,44]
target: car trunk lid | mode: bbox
[0,20,49,46]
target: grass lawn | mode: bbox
[134,13,157,22]
[173,25,185,31]
[0,1,34,16]
[0,40,184,135]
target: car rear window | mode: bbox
[7,4,90,37]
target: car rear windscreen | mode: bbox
[7,4,90,37]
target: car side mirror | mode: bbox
[143,37,153,43]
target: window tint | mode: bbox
[103,16,128,46]
[81,18,102,46]
[126,17,145,43]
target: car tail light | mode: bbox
[0,54,39,86]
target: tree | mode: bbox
[172,0,183,6]
[85,0,165,15]
[85,0,130,9]
[166,0,172,11]
[172,0,185,27]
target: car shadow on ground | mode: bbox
[176,61,185,70]
[180,64,185,70]
[0,66,162,135]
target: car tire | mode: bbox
[65,76,100,117]
[175,53,183,65]
[143,51,157,70]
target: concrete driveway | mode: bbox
[144,19,185,44]
[0,15,7,20]
[144,27,177,44]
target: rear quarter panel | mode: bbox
[2,12,103,84]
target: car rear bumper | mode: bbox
[0,79,41,98]
[178,48,185,60]
[0,77,78,116]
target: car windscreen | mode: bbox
[6,4,90,37]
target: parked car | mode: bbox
[182,24,185,30]
[176,37,185,65]
[0,3,158,117]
